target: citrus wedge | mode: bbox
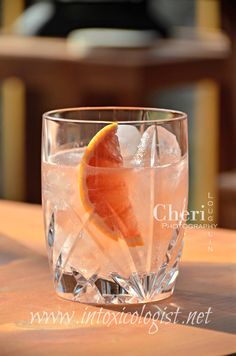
[79,123,143,247]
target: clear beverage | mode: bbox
[42,108,188,304]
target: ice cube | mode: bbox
[117,125,141,159]
[50,148,85,166]
[132,125,181,166]
[158,126,181,164]
[43,168,75,210]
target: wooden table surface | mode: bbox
[0,200,235,356]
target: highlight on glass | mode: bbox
[42,107,188,304]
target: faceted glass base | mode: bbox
[54,263,180,305]
[51,220,184,305]
[47,209,184,305]
[57,289,174,304]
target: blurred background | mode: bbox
[0,0,235,228]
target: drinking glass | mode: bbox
[42,107,188,304]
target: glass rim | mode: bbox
[43,106,187,124]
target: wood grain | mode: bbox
[0,200,235,355]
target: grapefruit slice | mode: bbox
[79,123,143,247]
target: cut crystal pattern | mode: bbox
[53,226,184,304]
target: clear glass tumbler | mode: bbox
[42,107,188,304]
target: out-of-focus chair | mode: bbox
[219,171,236,229]
[0,32,230,204]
